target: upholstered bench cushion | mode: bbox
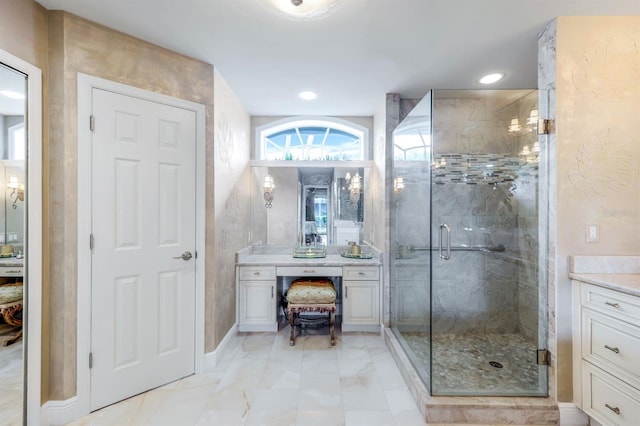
[287,279,336,304]
[0,282,23,305]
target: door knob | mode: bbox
[173,251,193,261]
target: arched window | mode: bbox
[255,117,369,161]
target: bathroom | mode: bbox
[2,1,640,424]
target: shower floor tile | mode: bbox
[402,332,541,395]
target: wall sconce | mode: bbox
[348,172,361,206]
[508,117,521,135]
[7,175,24,209]
[393,177,405,193]
[394,177,405,209]
[263,174,275,208]
[526,109,539,133]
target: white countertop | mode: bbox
[237,253,381,267]
[0,256,24,268]
[236,245,382,267]
[569,273,640,297]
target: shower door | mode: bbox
[392,89,548,397]
[430,89,547,396]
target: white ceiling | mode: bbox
[33,0,640,116]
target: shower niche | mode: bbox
[390,89,548,397]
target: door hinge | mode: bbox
[89,352,93,369]
[90,115,95,132]
[537,118,553,135]
[90,233,94,250]
[537,349,550,366]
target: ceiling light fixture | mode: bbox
[478,73,505,85]
[258,0,342,21]
[299,90,317,100]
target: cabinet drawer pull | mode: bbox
[605,403,621,415]
[303,270,316,273]
[271,286,274,298]
[605,301,621,308]
[4,270,21,273]
[358,272,365,276]
[604,345,620,354]
[345,287,348,298]
[253,271,261,276]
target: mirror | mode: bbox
[0,62,26,423]
[251,165,368,246]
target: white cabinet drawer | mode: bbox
[238,266,276,281]
[343,266,379,281]
[582,308,640,383]
[583,362,640,426]
[0,266,23,277]
[582,283,640,324]
[277,266,342,277]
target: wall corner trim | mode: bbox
[558,402,588,426]
[41,397,80,426]
[204,323,239,371]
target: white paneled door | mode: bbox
[90,89,196,411]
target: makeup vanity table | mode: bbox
[236,245,382,333]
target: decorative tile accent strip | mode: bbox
[432,152,539,185]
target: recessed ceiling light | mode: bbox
[0,90,25,100]
[478,73,505,85]
[299,91,317,100]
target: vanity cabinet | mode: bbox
[0,265,23,277]
[342,265,380,332]
[573,279,640,425]
[237,266,278,332]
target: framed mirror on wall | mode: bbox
[0,50,42,425]
[250,164,369,247]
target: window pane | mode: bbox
[261,120,364,161]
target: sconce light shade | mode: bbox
[263,174,275,208]
[508,117,522,135]
[393,177,405,193]
[7,175,24,209]
[348,172,361,206]
[526,109,539,133]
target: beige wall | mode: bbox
[0,0,49,70]
[45,12,215,400]
[212,69,251,350]
[551,16,640,401]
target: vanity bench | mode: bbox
[236,245,382,335]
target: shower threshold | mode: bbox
[383,328,559,425]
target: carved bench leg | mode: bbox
[288,310,296,346]
[330,311,335,346]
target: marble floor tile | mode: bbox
[68,326,427,425]
[0,340,22,425]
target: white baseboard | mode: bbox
[41,396,80,426]
[204,323,238,371]
[558,402,588,426]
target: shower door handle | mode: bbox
[439,224,451,260]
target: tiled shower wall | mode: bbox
[395,91,541,339]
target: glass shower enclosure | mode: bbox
[391,90,548,396]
